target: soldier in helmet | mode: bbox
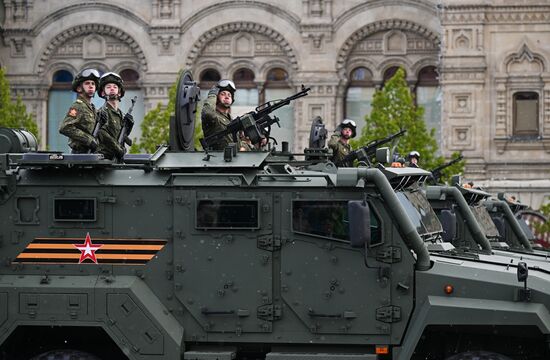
[408,151,420,168]
[328,119,356,167]
[201,79,260,151]
[59,68,100,153]
[96,72,129,161]
[201,79,238,150]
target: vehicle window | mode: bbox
[196,200,259,229]
[292,201,349,240]
[54,198,96,222]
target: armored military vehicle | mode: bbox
[1,72,550,360]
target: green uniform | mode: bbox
[59,95,96,153]
[97,103,125,161]
[201,91,235,150]
[328,134,353,167]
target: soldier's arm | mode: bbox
[59,110,95,146]
[201,89,219,128]
[327,134,340,151]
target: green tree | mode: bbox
[0,67,38,137]
[130,75,203,153]
[351,68,464,183]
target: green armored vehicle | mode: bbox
[1,73,550,360]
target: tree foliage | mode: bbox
[130,74,203,153]
[0,67,38,137]
[351,68,464,183]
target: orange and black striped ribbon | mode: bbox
[14,237,167,265]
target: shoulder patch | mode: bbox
[67,108,78,117]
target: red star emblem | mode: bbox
[74,232,103,264]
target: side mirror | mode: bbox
[348,200,371,248]
[517,262,531,302]
[517,262,528,282]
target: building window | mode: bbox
[199,68,220,89]
[120,69,140,87]
[264,68,293,148]
[198,68,222,103]
[416,66,441,144]
[383,66,404,85]
[232,68,258,117]
[48,70,75,152]
[345,67,375,138]
[513,92,539,137]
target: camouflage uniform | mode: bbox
[59,95,96,153]
[201,91,235,150]
[328,134,353,167]
[97,103,125,160]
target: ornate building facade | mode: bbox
[0,0,549,207]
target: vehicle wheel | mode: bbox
[30,349,102,360]
[445,351,514,360]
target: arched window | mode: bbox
[199,68,221,101]
[118,68,144,144]
[264,68,294,149]
[416,66,441,143]
[232,68,258,117]
[120,69,140,86]
[382,66,404,86]
[345,67,375,138]
[200,68,221,83]
[48,70,75,152]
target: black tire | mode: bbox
[445,351,514,360]
[30,349,102,360]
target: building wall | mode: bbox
[1,0,549,207]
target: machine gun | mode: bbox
[337,129,406,166]
[200,85,310,149]
[430,154,464,184]
[118,96,138,147]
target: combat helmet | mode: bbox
[408,150,420,160]
[71,68,100,92]
[336,119,357,138]
[99,72,125,99]
[216,79,236,104]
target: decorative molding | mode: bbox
[180,1,301,34]
[185,22,299,71]
[37,24,148,74]
[336,19,439,74]
[150,26,181,55]
[442,5,550,25]
[3,0,33,25]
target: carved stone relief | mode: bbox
[83,35,105,59]
[451,93,474,117]
[451,125,473,149]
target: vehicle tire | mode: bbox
[445,351,514,360]
[30,349,102,360]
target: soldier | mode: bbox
[59,68,100,153]
[201,79,237,150]
[408,150,420,168]
[96,72,130,161]
[201,79,261,151]
[328,119,356,167]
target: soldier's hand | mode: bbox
[115,146,126,160]
[208,86,219,97]
[89,138,98,152]
[123,113,134,125]
[99,109,109,124]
